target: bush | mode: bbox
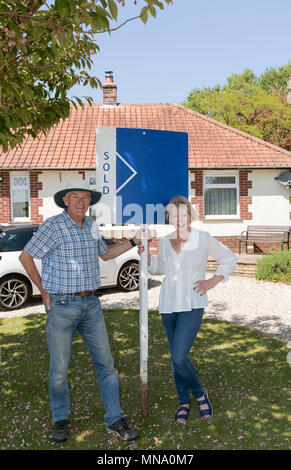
[255,249,291,283]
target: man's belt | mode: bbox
[69,290,100,297]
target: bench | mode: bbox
[239,225,290,254]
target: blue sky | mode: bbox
[67,0,291,104]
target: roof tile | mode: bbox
[0,102,290,169]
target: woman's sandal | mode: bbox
[197,387,213,421]
[174,405,190,424]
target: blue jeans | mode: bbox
[45,294,124,426]
[161,308,204,404]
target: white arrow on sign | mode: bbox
[116,151,138,194]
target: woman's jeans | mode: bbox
[45,293,123,426]
[161,308,204,404]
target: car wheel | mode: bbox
[0,276,30,310]
[117,262,139,292]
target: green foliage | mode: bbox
[259,63,291,99]
[255,249,291,284]
[183,65,291,150]
[0,0,172,152]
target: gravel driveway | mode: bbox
[0,274,290,344]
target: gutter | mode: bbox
[1,165,290,171]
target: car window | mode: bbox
[0,229,37,252]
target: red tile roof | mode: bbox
[1,102,290,169]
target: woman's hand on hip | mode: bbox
[193,275,224,296]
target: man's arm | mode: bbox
[100,238,138,261]
[100,228,153,261]
[19,250,50,309]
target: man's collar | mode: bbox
[62,209,91,228]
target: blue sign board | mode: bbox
[96,127,188,224]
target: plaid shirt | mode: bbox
[24,210,107,294]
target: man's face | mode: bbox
[63,191,92,218]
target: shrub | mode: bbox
[255,249,291,283]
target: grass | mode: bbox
[0,309,290,450]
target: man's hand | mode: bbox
[136,228,155,266]
[132,228,144,247]
[101,228,155,261]
[41,290,50,310]
[134,228,154,247]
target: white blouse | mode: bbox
[148,228,237,314]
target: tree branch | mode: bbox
[95,14,141,33]
[23,0,46,13]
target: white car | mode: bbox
[0,224,140,311]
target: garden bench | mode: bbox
[238,225,290,254]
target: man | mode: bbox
[19,180,140,443]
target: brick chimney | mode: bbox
[102,71,117,106]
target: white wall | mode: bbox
[38,169,290,237]
[188,169,290,237]
[39,170,96,220]
[249,170,291,225]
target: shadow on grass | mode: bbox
[0,310,289,450]
[207,299,291,344]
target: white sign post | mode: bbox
[139,225,148,419]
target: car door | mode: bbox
[99,257,118,286]
[99,237,118,286]
[0,227,42,296]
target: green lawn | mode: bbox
[0,310,290,450]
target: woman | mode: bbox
[140,196,237,424]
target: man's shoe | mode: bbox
[107,417,138,441]
[51,419,69,442]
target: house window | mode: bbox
[88,175,97,220]
[89,176,96,186]
[203,175,239,218]
[10,174,30,220]
[87,175,113,226]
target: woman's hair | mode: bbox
[165,195,196,223]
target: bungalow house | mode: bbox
[0,72,290,253]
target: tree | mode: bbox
[259,63,291,100]
[183,66,291,151]
[0,0,172,152]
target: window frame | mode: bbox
[203,172,240,219]
[87,174,97,220]
[10,172,30,222]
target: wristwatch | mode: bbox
[129,238,136,247]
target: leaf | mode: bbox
[22,85,34,100]
[140,6,149,24]
[108,0,118,21]
[73,13,82,26]
[55,0,70,19]
[0,0,173,152]
[153,0,164,9]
